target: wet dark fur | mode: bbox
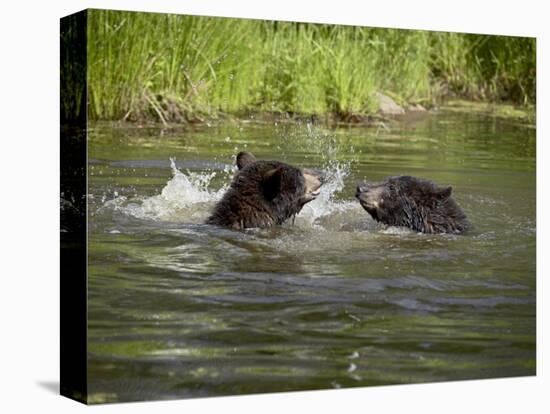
[207,154,311,229]
[356,176,469,234]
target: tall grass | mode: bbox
[87,9,536,122]
[430,33,536,104]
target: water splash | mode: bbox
[102,158,231,223]
[298,159,357,227]
[272,121,360,227]
[100,153,358,229]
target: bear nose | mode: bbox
[356,183,371,197]
[317,171,326,184]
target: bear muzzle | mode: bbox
[301,168,324,203]
[355,183,368,198]
[356,182,383,210]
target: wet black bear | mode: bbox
[355,175,469,234]
[207,152,323,229]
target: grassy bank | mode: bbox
[85,9,536,123]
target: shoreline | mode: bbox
[87,99,536,130]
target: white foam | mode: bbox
[298,160,356,226]
[102,158,231,223]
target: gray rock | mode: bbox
[375,92,405,115]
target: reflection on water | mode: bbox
[87,110,535,403]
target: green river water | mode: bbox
[86,109,535,403]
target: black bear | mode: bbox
[207,151,323,229]
[355,175,469,234]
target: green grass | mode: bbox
[85,9,536,122]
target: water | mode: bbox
[86,110,535,403]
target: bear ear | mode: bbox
[236,151,257,170]
[435,186,452,200]
[262,167,283,200]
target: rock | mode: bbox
[375,92,405,115]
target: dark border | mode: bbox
[60,9,88,404]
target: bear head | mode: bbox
[207,152,323,229]
[355,175,469,234]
